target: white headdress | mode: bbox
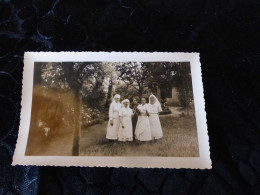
[149,94,162,111]
[111,94,121,105]
[114,94,120,99]
[121,99,130,108]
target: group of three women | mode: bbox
[106,94,163,142]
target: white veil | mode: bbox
[112,94,121,104]
[149,94,162,112]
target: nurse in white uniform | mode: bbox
[118,99,133,141]
[106,94,121,140]
[135,97,152,141]
[148,95,163,139]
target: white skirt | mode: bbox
[118,116,133,141]
[106,117,120,140]
[149,114,163,139]
[135,115,152,141]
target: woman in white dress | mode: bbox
[106,94,121,140]
[135,98,152,141]
[118,99,133,141]
[148,95,163,139]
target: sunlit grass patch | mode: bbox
[80,114,199,157]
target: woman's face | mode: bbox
[150,97,155,104]
[141,98,146,105]
[123,102,129,108]
[114,97,120,103]
[133,98,137,104]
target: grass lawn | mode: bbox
[80,113,199,157]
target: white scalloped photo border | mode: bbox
[13,52,211,169]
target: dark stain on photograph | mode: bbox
[25,62,199,157]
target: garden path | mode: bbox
[166,106,182,117]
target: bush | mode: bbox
[82,106,104,127]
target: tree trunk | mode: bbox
[72,91,81,156]
[105,78,113,108]
[138,87,143,100]
[157,85,161,101]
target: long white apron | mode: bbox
[106,102,121,140]
[135,104,152,141]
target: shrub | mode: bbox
[159,101,171,115]
[82,106,104,127]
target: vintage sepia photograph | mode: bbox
[25,61,199,157]
[13,52,210,168]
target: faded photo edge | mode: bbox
[13,52,211,169]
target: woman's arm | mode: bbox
[119,109,124,128]
[132,107,136,115]
[136,105,141,115]
[136,108,140,115]
[109,104,114,126]
[158,104,162,112]
[119,116,124,128]
[145,106,150,117]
